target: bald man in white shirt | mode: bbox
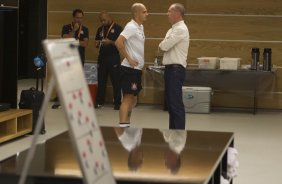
[115,3,148,128]
[159,3,189,129]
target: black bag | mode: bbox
[0,103,10,112]
[19,64,46,134]
[19,87,46,134]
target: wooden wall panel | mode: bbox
[212,92,282,109]
[48,12,282,41]
[48,0,282,15]
[187,0,282,15]
[47,0,185,13]
[187,16,282,41]
[257,93,282,109]
[212,92,254,108]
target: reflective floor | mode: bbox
[0,79,282,183]
[0,128,234,184]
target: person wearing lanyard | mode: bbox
[95,11,123,110]
[52,9,89,109]
[61,9,89,65]
[159,3,189,129]
[115,3,148,127]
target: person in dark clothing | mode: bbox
[95,11,123,110]
[52,9,89,109]
[61,8,89,65]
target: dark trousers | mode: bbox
[96,55,121,106]
[164,65,186,129]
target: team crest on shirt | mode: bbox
[131,83,137,91]
[111,29,115,33]
[80,30,84,34]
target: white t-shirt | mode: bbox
[118,128,143,152]
[120,19,145,70]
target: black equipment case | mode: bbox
[19,68,46,134]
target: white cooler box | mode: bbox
[182,86,212,113]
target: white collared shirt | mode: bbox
[159,20,189,68]
[160,129,187,154]
[120,19,145,70]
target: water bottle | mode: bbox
[263,48,272,71]
[251,48,260,70]
[33,56,45,68]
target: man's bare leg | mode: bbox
[119,94,136,126]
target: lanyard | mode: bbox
[71,23,82,39]
[102,22,114,39]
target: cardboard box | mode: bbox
[220,58,241,70]
[197,57,219,69]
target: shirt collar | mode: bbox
[131,19,143,28]
[172,20,184,28]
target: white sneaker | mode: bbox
[95,104,103,109]
[119,122,130,128]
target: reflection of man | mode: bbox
[114,127,143,171]
[164,148,181,174]
[95,12,123,110]
[160,129,187,174]
[159,3,189,129]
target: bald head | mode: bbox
[167,3,185,25]
[99,11,112,26]
[170,3,185,17]
[131,3,148,25]
[100,11,110,18]
[131,3,144,15]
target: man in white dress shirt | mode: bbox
[159,3,189,129]
[115,3,148,127]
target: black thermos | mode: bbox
[251,48,260,70]
[263,48,272,71]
